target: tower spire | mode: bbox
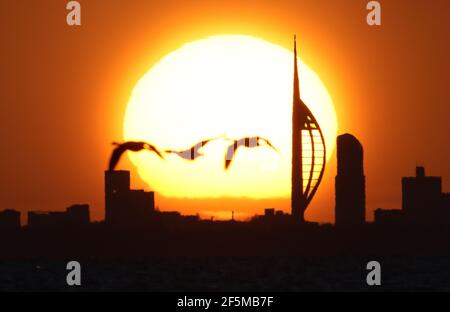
[293,35,300,102]
[290,35,327,223]
[291,34,305,221]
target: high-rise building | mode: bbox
[375,167,450,225]
[105,170,155,226]
[402,166,443,223]
[105,170,130,224]
[291,36,326,222]
[335,134,365,226]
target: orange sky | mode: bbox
[1,0,449,224]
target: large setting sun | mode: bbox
[123,35,337,199]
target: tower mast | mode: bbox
[291,35,306,222]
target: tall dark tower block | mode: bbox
[105,170,130,225]
[335,134,366,226]
[291,36,326,222]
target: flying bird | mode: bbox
[109,141,164,171]
[165,135,224,161]
[224,136,278,170]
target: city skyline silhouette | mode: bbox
[1,0,450,294]
[1,31,449,226]
[2,1,449,225]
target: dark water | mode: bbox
[1,256,450,291]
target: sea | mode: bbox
[1,256,450,291]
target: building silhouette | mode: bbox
[265,208,275,217]
[66,204,90,226]
[403,166,442,222]
[0,209,21,230]
[105,170,155,227]
[335,134,365,226]
[373,208,403,225]
[443,193,450,209]
[375,166,450,225]
[28,204,90,229]
[291,36,326,222]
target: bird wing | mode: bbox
[165,146,201,160]
[193,141,205,154]
[108,144,127,171]
[181,149,195,160]
[260,138,279,153]
[200,135,221,146]
[149,144,164,159]
[225,142,238,170]
[192,137,215,151]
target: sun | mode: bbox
[123,35,338,199]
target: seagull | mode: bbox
[108,141,164,171]
[224,136,278,170]
[165,135,224,161]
